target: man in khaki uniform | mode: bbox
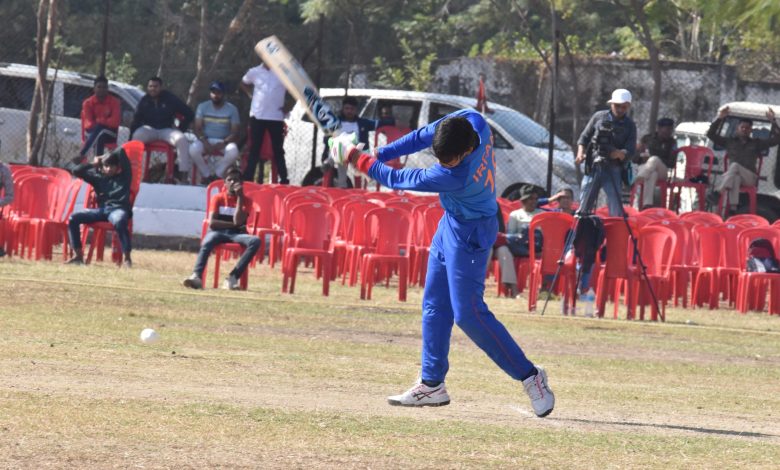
[633,118,677,209]
[706,107,780,215]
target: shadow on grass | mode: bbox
[557,417,777,439]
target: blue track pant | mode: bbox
[421,213,536,383]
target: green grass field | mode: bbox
[1,250,779,469]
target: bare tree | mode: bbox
[26,0,59,166]
[186,0,255,105]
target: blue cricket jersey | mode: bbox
[370,109,497,220]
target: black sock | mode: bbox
[520,367,539,381]
[421,379,441,387]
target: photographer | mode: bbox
[575,89,637,216]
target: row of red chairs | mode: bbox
[197,182,444,301]
[493,205,780,319]
[3,142,145,264]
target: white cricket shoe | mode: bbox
[182,273,203,289]
[387,381,450,407]
[223,274,240,290]
[522,366,555,417]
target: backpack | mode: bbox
[746,238,780,273]
[573,215,605,273]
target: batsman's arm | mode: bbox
[354,153,462,193]
[376,125,436,163]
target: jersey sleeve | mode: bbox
[241,68,255,85]
[107,96,121,129]
[366,160,464,193]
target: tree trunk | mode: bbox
[626,0,661,129]
[26,0,58,166]
[186,0,208,106]
[205,0,254,78]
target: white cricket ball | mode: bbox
[139,328,160,344]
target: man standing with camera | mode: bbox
[575,89,637,216]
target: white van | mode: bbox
[283,88,578,198]
[0,63,142,165]
[674,102,780,220]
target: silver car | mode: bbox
[0,63,142,165]
[283,88,578,198]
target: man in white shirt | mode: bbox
[240,63,290,184]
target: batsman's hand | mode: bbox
[327,132,364,166]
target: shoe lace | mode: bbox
[524,376,544,401]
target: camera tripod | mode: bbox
[540,159,663,321]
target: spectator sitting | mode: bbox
[0,161,14,257]
[130,76,194,183]
[241,62,291,184]
[632,117,678,209]
[493,206,519,297]
[706,106,780,216]
[508,185,544,229]
[80,75,120,159]
[540,188,575,215]
[378,104,397,127]
[65,148,133,268]
[182,167,261,290]
[321,96,378,165]
[188,81,241,185]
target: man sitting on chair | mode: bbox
[182,167,261,290]
[706,106,780,216]
[188,81,241,185]
[80,75,120,159]
[65,147,133,268]
[633,117,677,209]
[130,76,194,183]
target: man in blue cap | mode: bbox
[189,81,242,184]
[633,117,678,209]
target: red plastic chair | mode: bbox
[32,179,83,261]
[735,227,780,314]
[341,199,385,286]
[281,202,340,296]
[647,219,696,308]
[527,212,575,311]
[626,225,677,321]
[142,141,177,184]
[639,207,678,220]
[668,146,715,212]
[411,204,444,288]
[726,214,769,226]
[206,195,258,290]
[595,217,635,318]
[717,154,761,216]
[359,207,413,301]
[82,141,145,265]
[6,174,64,258]
[691,225,723,309]
[630,170,671,211]
[595,205,639,218]
[679,211,722,226]
[244,188,284,267]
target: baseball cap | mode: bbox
[209,81,225,92]
[657,117,675,127]
[607,89,632,104]
[519,185,537,201]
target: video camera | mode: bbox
[590,120,615,165]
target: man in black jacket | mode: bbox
[65,147,133,267]
[130,76,194,183]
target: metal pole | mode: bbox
[99,0,111,77]
[546,2,559,195]
[311,14,324,173]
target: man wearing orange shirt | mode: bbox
[80,76,121,159]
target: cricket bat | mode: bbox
[255,36,347,186]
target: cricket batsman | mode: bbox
[329,109,555,417]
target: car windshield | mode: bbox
[488,108,569,151]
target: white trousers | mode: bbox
[716,162,757,209]
[495,245,517,286]
[189,139,240,178]
[634,156,669,207]
[131,126,191,171]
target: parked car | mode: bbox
[673,102,780,220]
[283,88,578,199]
[0,63,142,165]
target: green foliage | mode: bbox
[373,39,437,91]
[105,52,138,84]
